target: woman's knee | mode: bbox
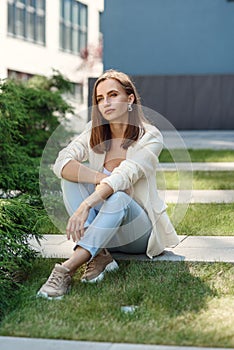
[106,191,130,202]
[103,191,131,212]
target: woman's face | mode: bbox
[96,78,134,123]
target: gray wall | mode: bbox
[132,75,234,129]
[103,0,234,75]
[99,0,234,129]
[89,75,234,130]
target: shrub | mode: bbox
[0,71,73,195]
[0,72,73,319]
[0,194,60,319]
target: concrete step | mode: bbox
[158,162,234,171]
[162,130,234,150]
[29,235,234,263]
[158,190,234,203]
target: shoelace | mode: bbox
[47,271,63,287]
[85,260,96,273]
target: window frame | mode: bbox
[59,0,88,55]
[7,0,46,45]
[8,69,33,81]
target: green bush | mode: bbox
[0,195,60,318]
[0,196,37,317]
[0,72,73,319]
[0,71,73,195]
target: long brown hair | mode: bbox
[90,69,146,153]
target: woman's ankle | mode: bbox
[62,248,91,274]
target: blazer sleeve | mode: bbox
[53,122,91,179]
[100,125,163,192]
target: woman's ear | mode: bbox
[128,94,135,104]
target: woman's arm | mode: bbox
[61,160,107,185]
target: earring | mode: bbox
[128,103,133,112]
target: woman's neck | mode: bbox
[109,122,127,139]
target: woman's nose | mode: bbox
[103,96,110,106]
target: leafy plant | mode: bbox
[0,71,73,195]
[0,72,73,319]
[0,194,60,319]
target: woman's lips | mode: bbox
[105,109,115,114]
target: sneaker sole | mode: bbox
[36,285,71,300]
[81,259,119,283]
[36,291,64,300]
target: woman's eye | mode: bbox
[110,93,117,97]
[97,97,103,103]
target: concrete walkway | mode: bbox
[158,189,234,203]
[29,234,234,263]
[1,337,233,350]
[158,162,234,171]
[162,130,234,150]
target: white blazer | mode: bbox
[53,121,180,258]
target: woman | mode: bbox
[37,70,179,299]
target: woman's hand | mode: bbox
[66,183,113,242]
[66,201,90,242]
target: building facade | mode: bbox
[102,0,234,129]
[0,0,104,129]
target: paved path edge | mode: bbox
[0,337,233,350]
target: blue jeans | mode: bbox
[61,179,152,258]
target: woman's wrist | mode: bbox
[81,200,92,210]
[95,172,108,185]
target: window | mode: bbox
[60,0,88,54]
[99,11,103,42]
[8,69,33,81]
[7,0,46,45]
[65,82,84,105]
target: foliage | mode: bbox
[0,71,73,195]
[0,194,59,319]
[0,72,73,320]
[0,196,40,319]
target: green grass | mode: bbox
[168,203,234,235]
[1,149,233,346]
[159,149,234,162]
[157,171,234,190]
[0,259,233,347]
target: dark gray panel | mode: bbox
[133,75,166,114]
[164,76,194,129]
[220,75,234,129]
[192,75,221,129]
[88,74,234,130]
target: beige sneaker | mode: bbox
[37,264,71,300]
[81,249,119,283]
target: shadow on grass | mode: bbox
[112,260,215,317]
[0,258,216,343]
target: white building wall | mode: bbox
[0,0,104,128]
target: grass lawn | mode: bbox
[168,203,234,235]
[0,259,233,348]
[159,149,234,163]
[1,148,233,347]
[157,171,234,190]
